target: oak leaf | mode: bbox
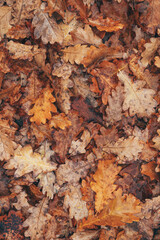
[23,198,52,240]
[32,9,63,44]
[79,188,141,229]
[64,184,88,221]
[6,24,31,39]
[56,159,91,185]
[4,144,57,177]
[103,136,144,164]
[141,161,159,181]
[69,129,91,155]
[13,191,30,211]
[117,71,157,117]
[70,24,102,45]
[90,160,122,212]
[88,15,124,32]
[29,123,52,144]
[37,172,55,199]
[28,87,57,125]
[49,113,71,130]
[151,129,160,150]
[44,0,66,18]
[154,56,160,68]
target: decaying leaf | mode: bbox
[91,159,121,212]
[32,9,63,44]
[117,71,157,117]
[28,87,57,125]
[4,144,57,177]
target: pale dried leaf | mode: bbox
[13,191,30,210]
[71,24,102,45]
[117,71,157,117]
[152,129,160,150]
[141,38,160,67]
[154,56,160,68]
[56,159,91,185]
[37,172,55,199]
[64,184,88,221]
[70,230,99,240]
[6,41,35,61]
[103,136,144,163]
[0,6,12,40]
[23,198,52,240]
[69,129,91,155]
[4,145,57,177]
[32,9,63,44]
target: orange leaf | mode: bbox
[67,0,87,19]
[49,113,71,130]
[79,188,141,229]
[90,159,121,212]
[28,87,57,125]
[141,161,159,181]
[89,15,124,32]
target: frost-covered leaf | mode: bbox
[32,9,63,44]
[64,184,88,221]
[117,71,157,117]
[4,145,57,177]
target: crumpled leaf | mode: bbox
[23,198,52,240]
[0,6,12,41]
[88,15,124,32]
[64,184,88,221]
[32,9,63,44]
[103,136,144,164]
[69,129,91,155]
[90,159,122,212]
[56,159,91,185]
[49,113,71,130]
[37,172,55,199]
[79,188,141,229]
[28,87,57,125]
[117,71,157,117]
[4,144,57,177]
